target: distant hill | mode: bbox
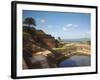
[62,38,90,42]
[80,38,90,41]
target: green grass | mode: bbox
[53,42,90,66]
[52,45,76,52]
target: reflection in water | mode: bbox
[58,55,91,67]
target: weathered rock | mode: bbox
[22,26,59,69]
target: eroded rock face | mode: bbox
[23,26,59,69]
[23,26,58,48]
[23,50,57,69]
[22,59,28,69]
[43,38,58,48]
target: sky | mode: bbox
[23,10,91,39]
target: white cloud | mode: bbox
[63,27,67,31]
[40,19,45,24]
[63,26,72,31]
[66,24,73,27]
[63,23,79,31]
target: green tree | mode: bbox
[23,17,36,27]
[58,37,61,41]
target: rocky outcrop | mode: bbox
[23,26,59,69]
[23,26,58,48]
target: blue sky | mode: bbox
[23,10,91,39]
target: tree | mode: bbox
[58,37,61,41]
[23,17,36,27]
